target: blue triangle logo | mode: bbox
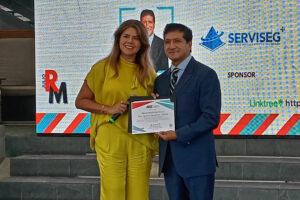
[200,26,225,52]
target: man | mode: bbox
[140,9,168,72]
[154,23,221,200]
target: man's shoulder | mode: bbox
[190,59,215,72]
[189,58,217,77]
[155,69,169,81]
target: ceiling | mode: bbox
[0,0,34,29]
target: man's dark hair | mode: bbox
[140,9,155,23]
[163,23,193,42]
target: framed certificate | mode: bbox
[128,96,175,134]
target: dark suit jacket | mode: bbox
[154,57,221,178]
[151,34,169,71]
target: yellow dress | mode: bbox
[86,56,158,200]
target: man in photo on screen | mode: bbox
[140,9,169,73]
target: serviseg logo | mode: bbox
[200,26,285,52]
[200,26,225,52]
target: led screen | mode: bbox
[35,0,299,135]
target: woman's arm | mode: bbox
[75,81,128,115]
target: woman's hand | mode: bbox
[106,101,129,115]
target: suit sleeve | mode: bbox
[153,77,158,94]
[176,69,221,143]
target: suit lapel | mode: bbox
[173,57,195,95]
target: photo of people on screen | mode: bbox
[140,9,169,73]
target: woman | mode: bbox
[75,19,157,200]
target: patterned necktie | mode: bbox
[170,67,180,94]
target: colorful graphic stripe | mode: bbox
[214,114,299,135]
[253,114,279,135]
[64,113,90,134]
[72,113,91,134]
[36,113,65,134]
[36,113,299,135]
[287,121,300,135]
[240,114,274,135]
[213,114,230,135]
[277,114,300,136]
[36,113,46,124]
[228,114,256,135]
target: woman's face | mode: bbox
[119,27,141,62]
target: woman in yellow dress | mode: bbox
[75,19,157,200]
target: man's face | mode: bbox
[141,15,155,37]
[164,31,192,66]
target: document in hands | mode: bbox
[128,97,175,134]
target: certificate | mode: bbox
[128,96,175,134]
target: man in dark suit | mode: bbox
[154,23,221,200]
[140,9,168,72]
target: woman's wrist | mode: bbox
[99,104,109,114]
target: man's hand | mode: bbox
[151,93,159,99]
[156,130,178,141]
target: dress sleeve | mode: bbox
[83,60,107,150]
[85,60,107,95]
